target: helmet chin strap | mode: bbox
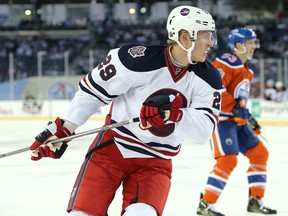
[234,46,252,60]
[234,46,246,54]
[176,40,196,65]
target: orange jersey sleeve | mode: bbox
[212,53,254,117]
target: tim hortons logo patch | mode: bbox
[128,45,146,58]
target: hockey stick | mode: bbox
[247,121,269,143]
[259,134,269,143]
[0,117,140,159]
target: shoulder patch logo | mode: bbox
[128,45,146,58]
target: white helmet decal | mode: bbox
[180,7,190,16]
[166,6,215,42]
[166,5,215,64]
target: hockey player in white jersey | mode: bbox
[29,5,222,216]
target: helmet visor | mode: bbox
[192,30,218,47]
[254,39,260,49]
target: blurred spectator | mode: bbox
[264,79,277,100]
[274,80,288,102]
[1,15,288,103]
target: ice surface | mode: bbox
[0,120,287,216]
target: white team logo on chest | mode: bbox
[234,79,250,99]
[128,45,146,58]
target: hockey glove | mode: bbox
[232,97,250,126]
[140,94,183,130]
[30,117,72,161]
[248,115,261,135]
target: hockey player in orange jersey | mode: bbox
[197,28,277,215]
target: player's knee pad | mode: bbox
[69,210,92,216]
[246,141,268,164]
[123,203,157,216]
[215,154,238,175]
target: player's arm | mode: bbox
[169,64,223,144]
[215,61,247,125]
[30,48,135,160]
[178,88,222,144]
[212,57,239,113]
[221,91,237,113]
[215,63,237,114]
[175,62,223,144]
[64,48,135,126]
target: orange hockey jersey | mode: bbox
[212,53,254,121]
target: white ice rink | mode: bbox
[1,120,287,216]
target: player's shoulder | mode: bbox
[117,44,166,72]
[215,52,242,67]
[190,60,222,89]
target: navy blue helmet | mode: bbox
[227,28,259,50]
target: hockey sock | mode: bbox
[246,142,268,198]
[203,154,237,203]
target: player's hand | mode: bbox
[248,115,261,135]
[232,97,250,126]
[165,95,183,122]
[30,117,72,161]
[140,95,183,130]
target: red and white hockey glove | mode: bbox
[232,97,250,126]
[30,117,72,161]
[140,95,183,130]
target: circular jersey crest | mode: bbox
[145,88,187,137]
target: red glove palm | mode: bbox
[30,117,72,161]
[140,95,183,130]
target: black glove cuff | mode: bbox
[54,143,68,158]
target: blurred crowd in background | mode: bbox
[264,79,287,102]
[0,3,288,102]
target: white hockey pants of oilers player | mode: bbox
[70,203,157,216]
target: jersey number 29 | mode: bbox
[98,55,116,81]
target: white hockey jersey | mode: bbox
[63,44,222,159]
